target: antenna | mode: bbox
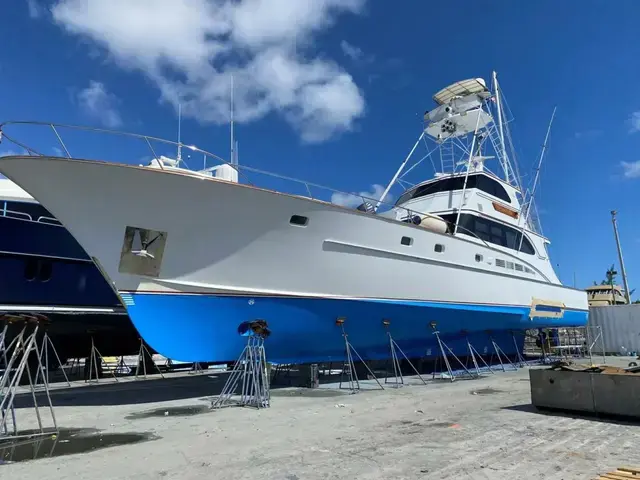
[492,71,510,182]
[230,74,235,165]
[177,103,182,164]
[518,106,556,249]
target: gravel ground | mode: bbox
[3,358,640,480]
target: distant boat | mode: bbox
[0,72,588,364]
[0,177,140,360]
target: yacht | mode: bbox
[0,177,140,361]
[0,72,589,364]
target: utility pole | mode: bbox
[611,210,631,304]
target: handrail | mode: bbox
[0,119,546,278]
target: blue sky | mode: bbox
[1,0,639,295]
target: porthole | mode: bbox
[24,258,38,281]
[290,215,308,227]
[475,254,483,262]
[434,244,445,253]
[401,236,413,246]
[39,261,53,282]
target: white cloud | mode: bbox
[629,111,640,134]
[77,80,122,128]
[51,0,366,143]
[621,160,640,179]
[27,0,43,18]
[340,40,363,60]
[331,184,388,208]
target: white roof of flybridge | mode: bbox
[433,78,489,105]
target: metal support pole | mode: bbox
[611,210,631,304]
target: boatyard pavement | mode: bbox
[6,363,640,480]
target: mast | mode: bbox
[611,210,631,304]
[493,71,510,182]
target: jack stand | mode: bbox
[487,333,518,372]
[34,332,71,388]
[336,318,384,394]
[0,323,9,369]
[462,332,495,377]
[212,320,271,409]
[0,315,58,441]
[430,323,475,382]
[383,320,426,387]
[509,330,527,368]
[189,362,205,374]
[135,339,164,379]
[115,357,129,375]
[85,337,119,383]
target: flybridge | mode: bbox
[375,71,549,238]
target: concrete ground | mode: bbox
[3,357,640,480]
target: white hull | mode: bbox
[0,157,587,311]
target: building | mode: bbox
[585,284,628,306]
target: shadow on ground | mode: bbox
[14,373,228,408]
[503,403,640,426]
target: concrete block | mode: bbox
[591,373,640,417]
[529,368,595,412]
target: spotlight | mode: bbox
[335,317,346,326]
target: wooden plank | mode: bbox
[619,467,640,475]
[599,474,635,480]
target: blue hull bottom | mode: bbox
[124,293,589,364]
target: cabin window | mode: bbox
[439,213,536,255]
[495,259,506,268]
[434,244,445,253]
[395,173,511,206]
[401,236,413,246]
[289,215,308,227]
[515,264,524,272]
[475,254,483,262]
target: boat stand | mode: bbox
[509,330,527,368]
[212,321,271,409]
[0,322,9,372]
[383,320,426,387]
[189,362,206,374]
[462,332,495,377]
[35,332,71,388]
[336,318,383,394]
[486,332,518,372]
[0,315,58,441]
[135,339,164,379]
[85,337,119,383]
[430,323,475,382]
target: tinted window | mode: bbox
[440,213,536,255]
[396,174,511,205]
